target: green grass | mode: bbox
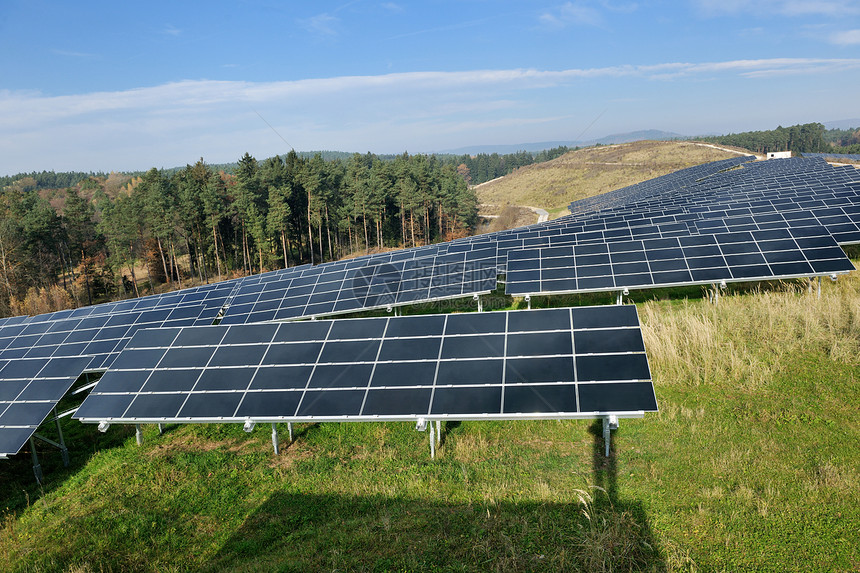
[2,271,860,572]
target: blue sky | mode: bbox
[1,0,859,175]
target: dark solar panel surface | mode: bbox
[506,226,854,295]
[75,305,656,423]
[0,355,95,457]
[219,248,497,324]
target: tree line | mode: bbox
[822,126,860,154]
[698,123,828,155]
[448,146,572,185]
[0,151,478,317]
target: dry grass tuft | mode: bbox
[573,486,658,572]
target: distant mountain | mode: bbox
[824,119,860,130]
[436,130,688,155]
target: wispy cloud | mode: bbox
[300,13,340,37]
[380,2,403,13]
[539,2,604,28]
[162,24,181,37]
[830,28,860,44]
[2,58,859,172]
[52,49,98,58]
[696,0,860,17]
[539,1,637,28]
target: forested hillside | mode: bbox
[696,122,860,155]
[0,151,477,318]
[448,146,572,185]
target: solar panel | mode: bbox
[74,305,656,425]
[0,295,232,458]
[506,226,854,296]
[0,355,95,458]
[219,248,497,324]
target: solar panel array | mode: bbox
[74,305,656,424]
[0,282,236,457]
[507,226,854,296]
[4,155,860,459]
[220,248,497,324]
[803,152,860,162]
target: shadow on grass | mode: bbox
[205,424,667,573]
[0,415,137,513]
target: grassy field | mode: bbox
[475,141,748,213]
[1,267,859,572]
[2,145,858,571]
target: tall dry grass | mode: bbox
[640,277,860,390]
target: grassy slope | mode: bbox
[2,145,859,572]
[475,141,745,215]
[1,276,858,572]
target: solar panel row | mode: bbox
[74,305,657,424]
[506,226,854,296]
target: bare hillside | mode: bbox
[475,140,747,216]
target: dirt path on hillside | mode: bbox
[682,141,763,160]
[479,203,548,224]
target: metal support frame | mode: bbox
[602,415,619,457]
[416,417,441,459]
[135,424,143,446]
[525,295,531,310]
[708,284,720,305]
[30,437,43,485]
[27,407,73,483]
[474,294,483,312]
[51,407,69,467]
[271,423,280,455]
[288,422,293,443]
[818,276,822,299]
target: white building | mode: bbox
[767,151,792,159]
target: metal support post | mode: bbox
[436,419,441,446]
[818,276,822,299]
[135,424,143,446]
[157,423,164,435]
[52,407,69,467]
[429,421,436,459]
[616,291,623,305]
[525,295,531,310]
[287,422,293,443]
[602,415,619,457]
[271,424,280,455]
[30,437,43,485]
[602,417,611,457]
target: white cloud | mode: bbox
[695,0,860,17]
[830,28,860,44]
[540,2,604,27]
[300,13,340,37]
[2,58,859,173]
